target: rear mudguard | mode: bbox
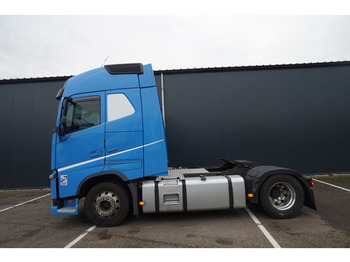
[243,166,317,210]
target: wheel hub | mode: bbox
[94,191,120,218]
[100,201,111,211]
[270,187,281,199]
[268,182,296,211]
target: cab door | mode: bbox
[55,92,105,198]
[104,88,144,180]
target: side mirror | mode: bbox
[56,88,64,101]
[58,122,65,136]
[57,96,72,136]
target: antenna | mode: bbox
[101,55,109,67]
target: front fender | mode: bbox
[77,171,129,197]
[244,166,317,210]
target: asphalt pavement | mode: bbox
[0,174,349,248]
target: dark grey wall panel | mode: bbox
[0,80,64,189]
[163,65,350,174]
[0,84,14,188]
[154,74,161,100]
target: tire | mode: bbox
[259,175,304,219]
[84,182,130,227]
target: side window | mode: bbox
[107,93,135,122]
[60,95,101,134]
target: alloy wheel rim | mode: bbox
[268,182,296,210]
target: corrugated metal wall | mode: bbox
[1,62,349,189]
[160,65,350,173]
[0,80,64,189]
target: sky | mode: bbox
[1,2,350,79]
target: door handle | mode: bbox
[89,150,102,158]
[108,148,118,154]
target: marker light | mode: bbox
[310,180,314,187]
[68,200,73,203]
[248,194,254,198]
[139,202,145,206]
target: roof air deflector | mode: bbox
[104,63,144,75]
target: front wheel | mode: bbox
[85,182,130,227]
[259,175,304,219]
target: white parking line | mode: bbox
[245,208,281,248]
[313,179,350,192]
[64,225,96,248]
[0,193,51,213]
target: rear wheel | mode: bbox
[85,182,130,227]
[259,175,304,219]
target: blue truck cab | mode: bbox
[50,63,316,227]
[51,64,168,218]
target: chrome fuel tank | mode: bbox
[142,169,246,213]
